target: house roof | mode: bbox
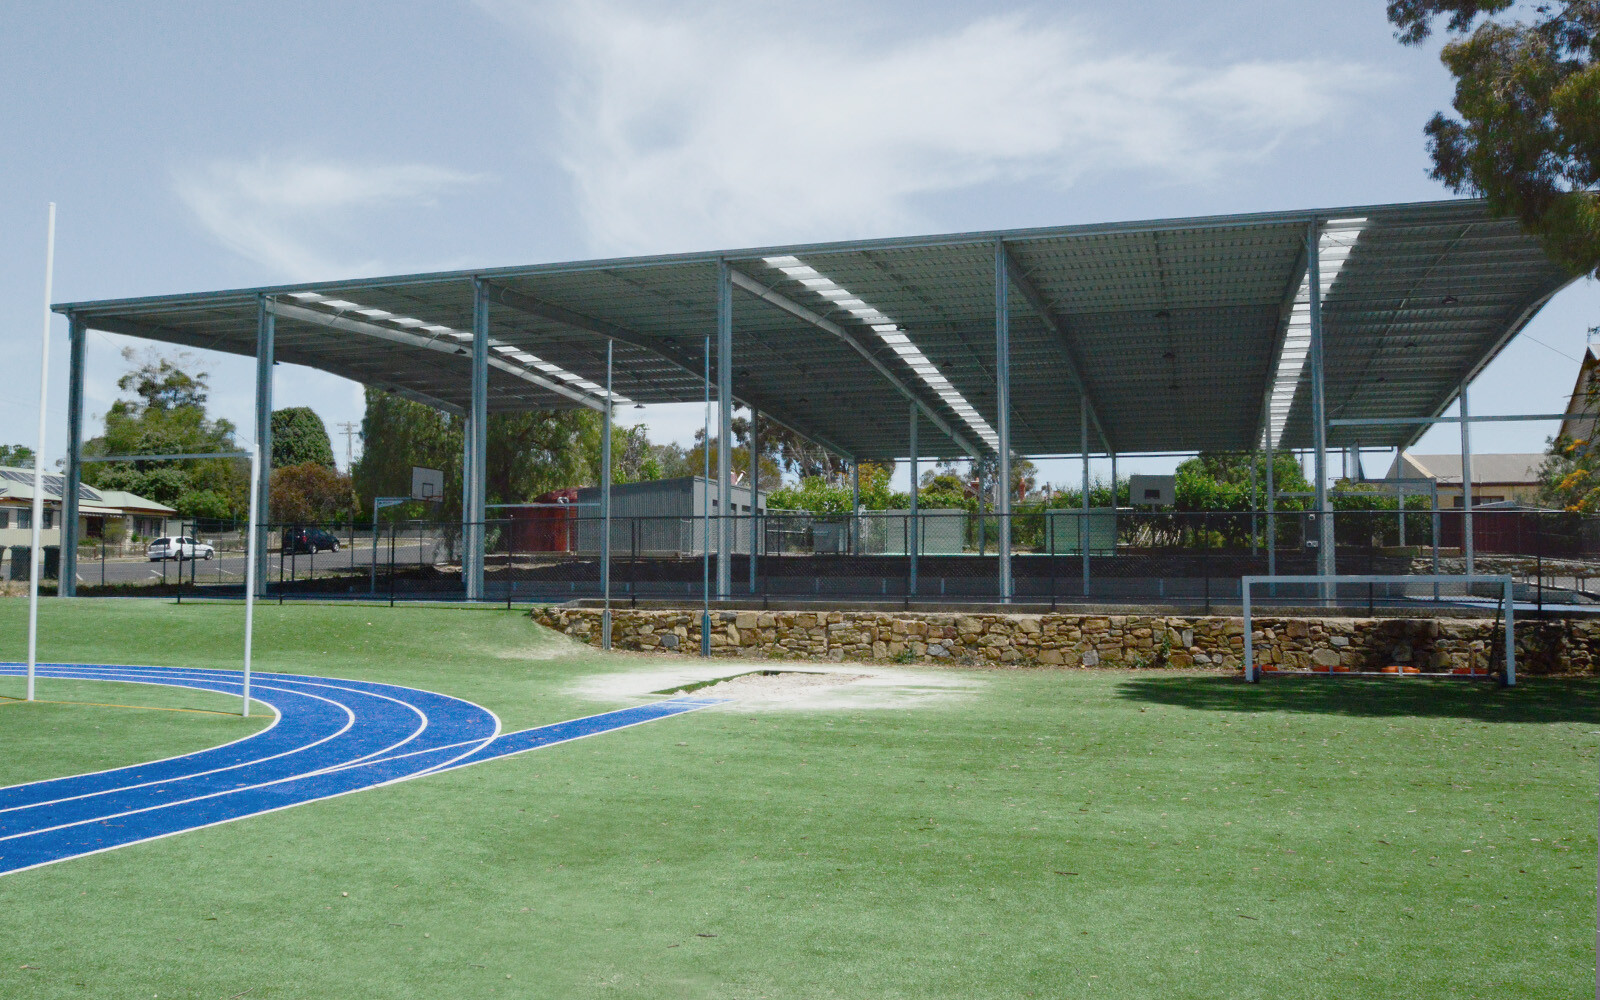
[1390,452,1546,485]
[0,467,175,515]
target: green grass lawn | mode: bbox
[0,598,1593,999]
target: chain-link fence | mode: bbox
[57,507,1600,609]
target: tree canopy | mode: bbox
[81,349,248,520]
[271,407,336,468]
[1390,0,1600,276]
[0,444,34,468]
[271,462,358,522]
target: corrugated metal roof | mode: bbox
[56,199,1575,461]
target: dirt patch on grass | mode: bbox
[575,660,980,712]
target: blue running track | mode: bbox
[0,663,721,877]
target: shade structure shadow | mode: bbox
[1115,673,1600,725]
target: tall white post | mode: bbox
[25,203,56,702]
[242,443,260,717]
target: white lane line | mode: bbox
[0,679,356,817]
[0,668,285,793]
[8,664,451,786]
[0,699,714,880]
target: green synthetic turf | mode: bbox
[0,598,1593,999]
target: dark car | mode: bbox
[281,527,341,555]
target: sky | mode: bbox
[1,1,1595,490]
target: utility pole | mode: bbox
[337,421,360,471]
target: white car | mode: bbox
[146,536,215,562]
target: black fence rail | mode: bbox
[59,508,1600,611]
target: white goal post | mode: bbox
[1241,574,1515,686]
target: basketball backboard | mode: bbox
[411,466,445,501]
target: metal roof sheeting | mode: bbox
[56,199,1575,461]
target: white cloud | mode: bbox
[484,1,1378,255]
[173,156,481,281]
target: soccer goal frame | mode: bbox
[1241,574,1515,686]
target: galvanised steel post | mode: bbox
[601,339,613,649]
[716,259,733,599]
[459,410,473,587]
[1081,394,1090,598]
[994,239,1012,602]
[1249,453,1258,556]
[1459,381,1475,575]
[254,294,275,596]
[908,401,919,596]
[1265,430,1276,579]
[61,315,85,597]
[851,462,861,555]
[749,408,760,593]
[701,333,712,655]
[1306,221,1334,599]
[468,279,490,601]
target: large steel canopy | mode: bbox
[56,198,1573,461]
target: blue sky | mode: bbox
[2,1,1595,488]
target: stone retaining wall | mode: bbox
[529,607,1600,676]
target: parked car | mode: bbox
[281,527,341,555]
[146,536,215,562]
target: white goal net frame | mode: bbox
[1241,574,1515,686]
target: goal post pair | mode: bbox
[1241,574,1515,686]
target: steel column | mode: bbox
[1265,431,1277,577]
[716,260,733,598]
[1306,222,1334,596]
[60,316,86,596]
[994,240,1012,602]
[908,401,919,595]
[1249,455,1258,556]
[467,280,489,600]
[1460,381,1474,574]
[749,408,760,593]
[254,295,275,595]
[601,339,613,648]
[851,462,861,554]
[460,410,473,587]
[1080,395,1090,597]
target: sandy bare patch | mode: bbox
[572,659,981,712]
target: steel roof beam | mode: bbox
[725,269,981,458]
[481,281,856,460]
[998,243,1111,451]
[265,298,605,412]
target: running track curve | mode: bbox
[0,663,720,877]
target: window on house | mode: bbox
[18,510,30,530]
[0,510,8,529]
[42,510,53,530]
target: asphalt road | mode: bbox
[73,541,434,587]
